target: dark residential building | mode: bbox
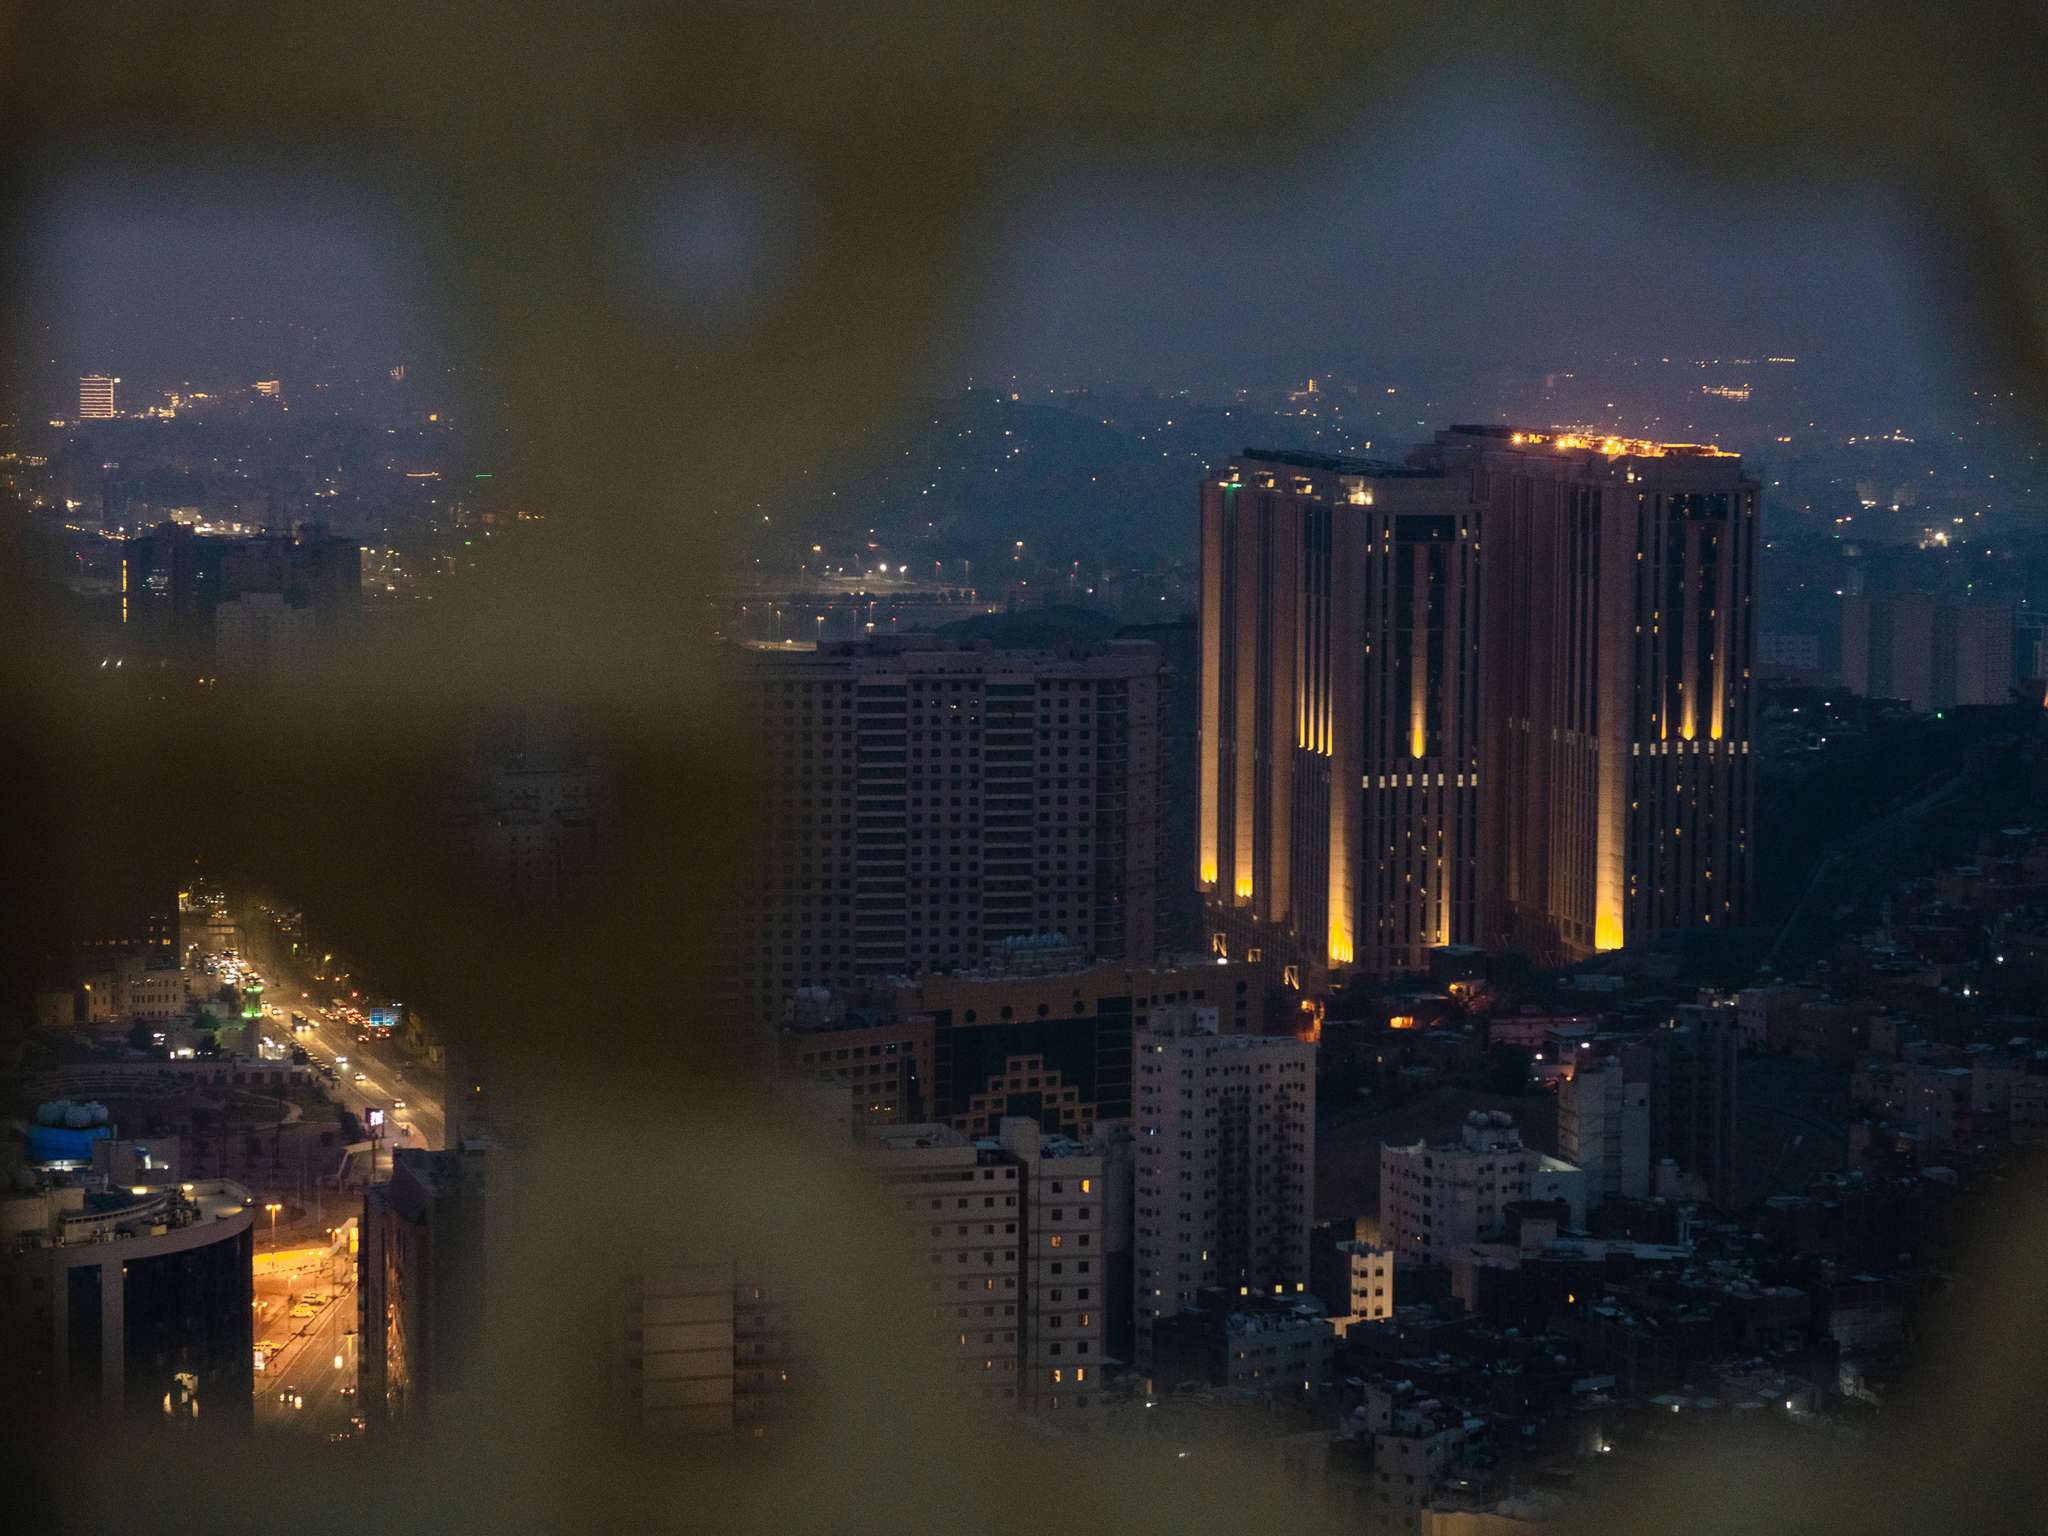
[1117,616,1201,954]
[120,520,362,668]
[1840,593,2014,712]
[358,1143,489,1426]
[1149,1285,1333,1395]
[894,955,1262,1140]
[1645,1003,1742,1208]
[733,636,1165,1025]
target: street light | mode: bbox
[266,1202,282,1246]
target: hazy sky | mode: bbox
[968,75,1959,412]
[16,170,427,399]
[15,72,1962,422]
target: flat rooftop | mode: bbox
[1236,447,1442,479]
[1443,425,1738,460]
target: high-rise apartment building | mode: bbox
[1381,1112,1586,1264]
[1556,1054,1650,1210]
[998,1117,1108,1419]
[735,636,1163,1024]
[1440,427,1760,962]
[1840,594,2014,712]
[867,1118,1107,1420]
[1197,450,1483,984]
[1132,1005,1316,1364]
[358,1143,490,1426]
[78,374,119,419]
[1645,1003,1742,1209]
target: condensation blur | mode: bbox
[4,4,2048,1534]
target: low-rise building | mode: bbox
[0,1177,254,1426]
[1382,1114,1586,1264]
[1311,1234,1394,1337]
[1149,1287,1333,1396]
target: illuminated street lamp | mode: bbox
[265,1202,282,1245]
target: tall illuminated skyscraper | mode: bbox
[1434,426,1760,963]
[1197,449,1482,984]
[78,374,119,419]
[1195,429,1759,979]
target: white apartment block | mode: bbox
[1133,1005,1315,1364]
[1557,1056,1649,1209]
[1381,1112,1586,1264]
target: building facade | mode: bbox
[1840,594,2014,712]
[1196,430,1759,977]
[892,955,1264,1140]
[1381,1112,1586,1264]
[1556,1055,1650,1210]
[1198,450,1483,984]
[623,1259,796,1436]
[358,1144,490,1426]
[736,636,1164,1024]
[78,374,118,419]
[1133,1006,1316,1363]
[1441,428,1760,963]
[0,1178,253,1426]
[1310,1235,1394,1337]
[998,1117,1108,1419]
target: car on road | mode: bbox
[392,1098,406,1110]
[279,1384,304,1409]
[353,1071,367,1082]
[291,1303,318,1318]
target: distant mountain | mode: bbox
[773,386,1380,571]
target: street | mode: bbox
[253,1228,363,1438]
[239,915,448,1158]
[231,903,448,1437]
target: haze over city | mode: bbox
[6,22,2047,1536]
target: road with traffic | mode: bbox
[231,904,447,1437]
[238,915,447,1159]
[253,1234,363,1438]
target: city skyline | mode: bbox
[8,17,2048,1536]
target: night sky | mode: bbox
[15,74,1959,425]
